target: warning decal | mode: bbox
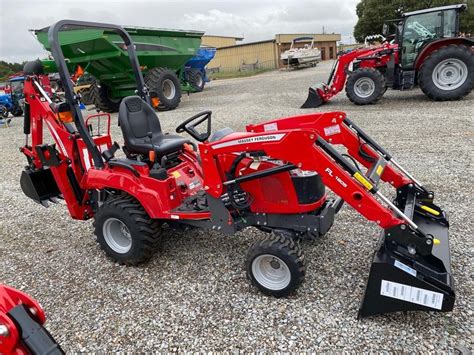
[380,280,444,310]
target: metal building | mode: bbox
[201,35,244,48]
[208,33,341,72]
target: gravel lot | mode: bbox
[1,61,473,352]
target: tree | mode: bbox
[0,61,25,82]
[353,0,474,42]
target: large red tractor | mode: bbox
[302,4,473,108]
[0,284,63,354]
[19,20,454,318]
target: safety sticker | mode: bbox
[264,122,278,132]
[394,260,417,277]
[353,172,373,190]
[324,124,341,137]
[380,280,443,310]
[376,165,384,176]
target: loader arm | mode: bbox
[202,111,411,230]
[200,111,454,317]
[301,44,396,108]
[301,48,375,108]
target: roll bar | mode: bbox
[47,20,149,168]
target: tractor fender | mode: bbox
[414,37,474,70]
[83,168,166,219]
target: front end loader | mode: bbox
[19,20,455,318]
[302,4,473,108]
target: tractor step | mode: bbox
[359,210,454,318]
[174,190,209,212]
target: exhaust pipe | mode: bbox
[301,86,326,108]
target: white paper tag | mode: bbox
[380,280,444,310]
[263,122,278,132]
[394,260,417,277]
[324,124,341,136]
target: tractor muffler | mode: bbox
[20,167,61,206]
[301,86,325,108]
[359,191,455,317]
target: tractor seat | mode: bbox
[118,96,189,156]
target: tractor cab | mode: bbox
[398,4,467,69]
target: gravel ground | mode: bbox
[1,61,473,352]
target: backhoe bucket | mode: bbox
[20,167,61,206]
[359,210,455,318]
[301,87,325,108]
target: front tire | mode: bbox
[93,193,161,265]
[418,44,473,101]
[246,234,305,297]
[145,68,182,111]
[345,68,386,105]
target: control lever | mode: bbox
[147,131,168,180]
[147,131,158,164]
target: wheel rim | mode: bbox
[162,79,176,100]
[432,58,468,91]
[252,254,291,290]
[102,218,132,254]
[354,77,375,98]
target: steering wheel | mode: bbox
[176,111,212,142]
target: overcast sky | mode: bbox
[0,0,359,63]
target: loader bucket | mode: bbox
[359,211,455,318]
[301,87,325,108]
[20,167,61,206]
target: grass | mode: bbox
[208,68,274,80]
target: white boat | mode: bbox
[281,37,321,68]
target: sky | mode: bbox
[0,0,359,63]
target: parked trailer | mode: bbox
[34,25,204,112]
[182,47,217,92]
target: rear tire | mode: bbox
[418,44,473,101]
[89,81,121,113]
[185,68,205,92]
[93,193,161,265]
[145,67,182,111]
[246,234,305,297]
[345,68,386,105]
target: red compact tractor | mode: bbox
[19,20,454,318]
[302,4,473,108]
[0,285,62,354]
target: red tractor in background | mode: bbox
[19,20,455,318]
[0,285,63,354]
[302,4,473,108]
